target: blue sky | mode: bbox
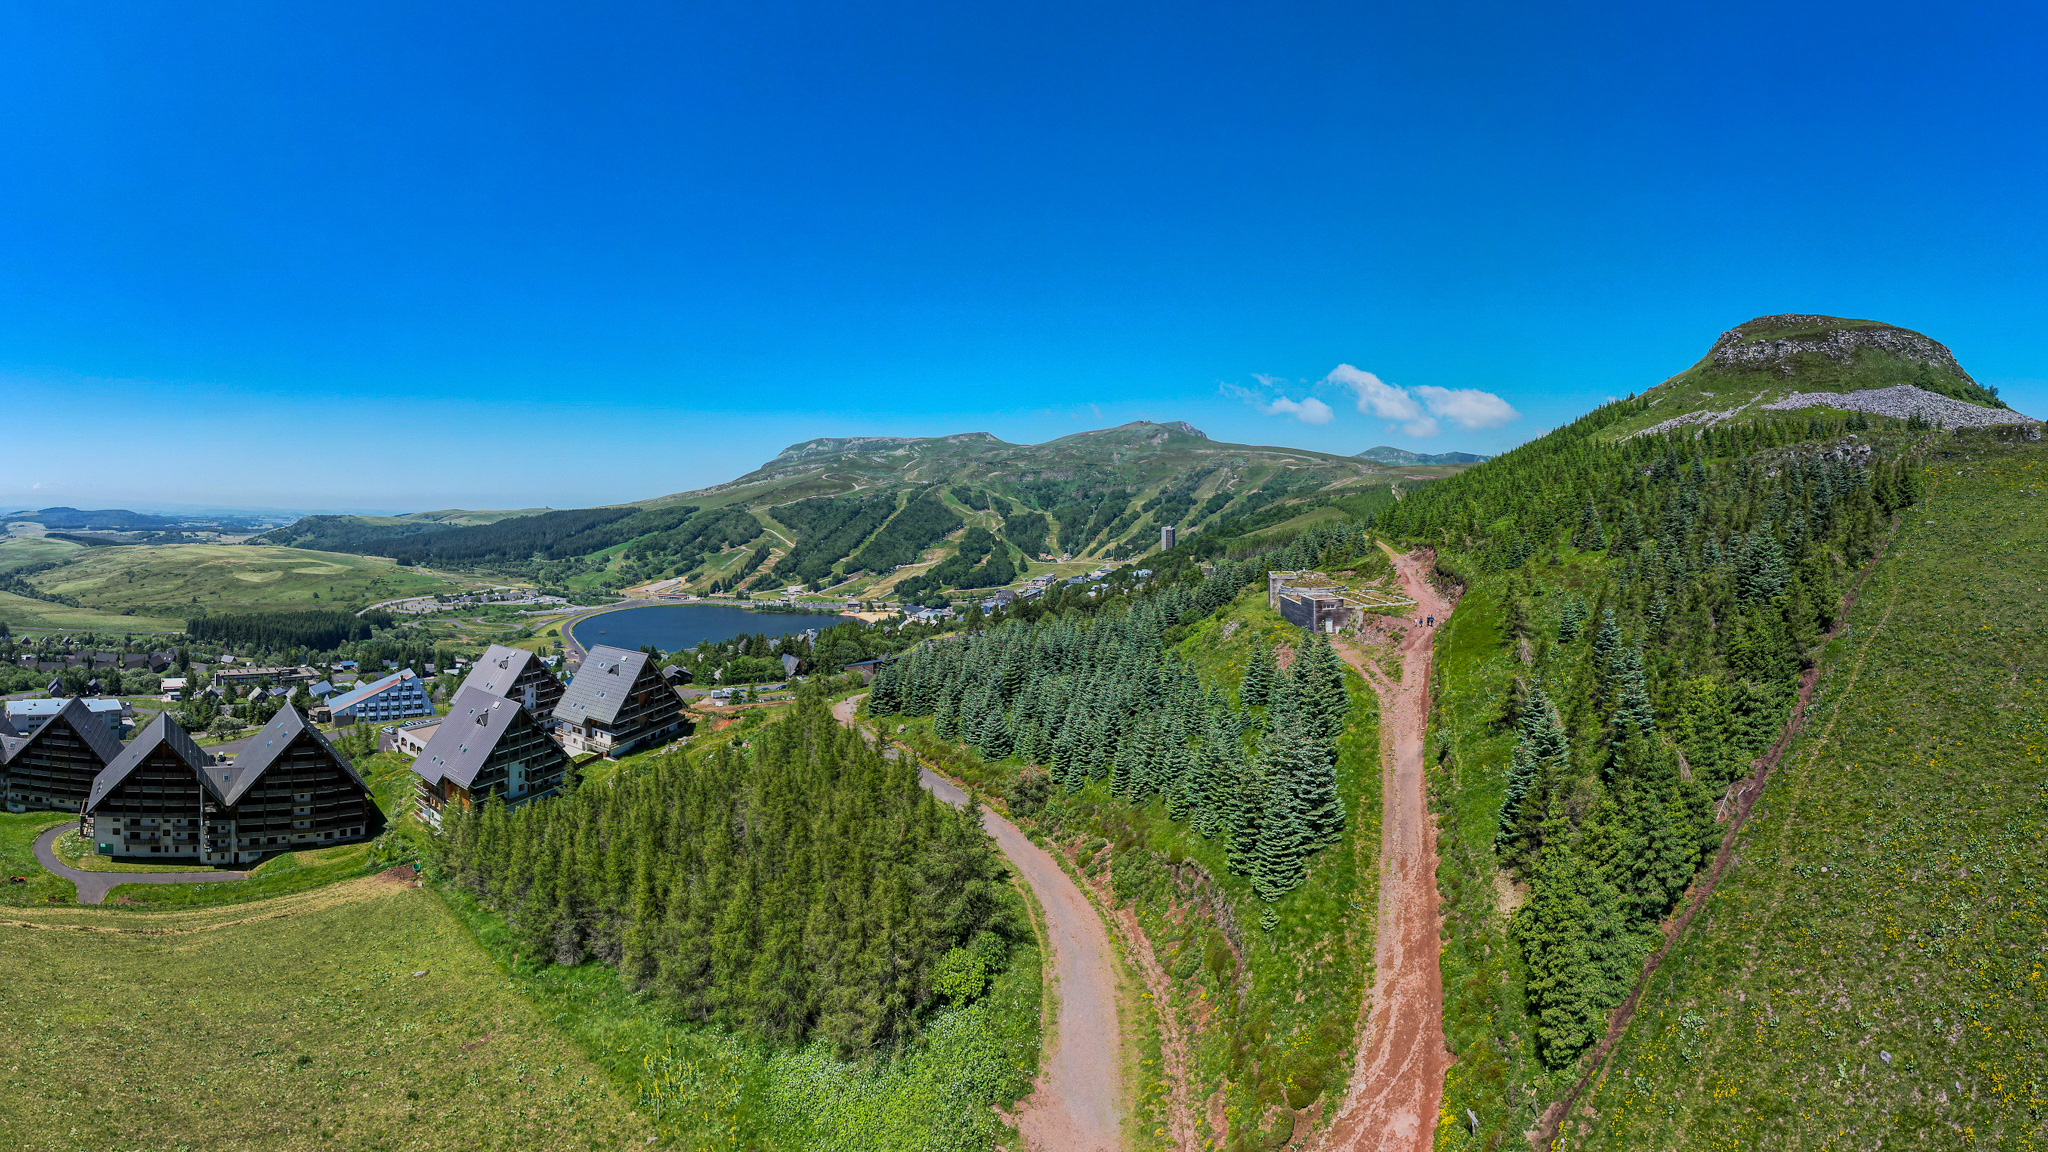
[4,1,2046,512]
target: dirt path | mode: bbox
[1314,545,1453,1152]
[832,696,1125,1152]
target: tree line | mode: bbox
[186,608,392,652]
[869,521,1376,906]
[1382,407,1921,1067]
[430,693,1017,1056]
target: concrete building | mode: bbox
[211,664,320,689]
[326,668,434,725]
[383,716,444,758]
[85,708,373,864]
[1160,524,1176,551]
[410,687,570,826]
[6,697,124,739]
[552,645,685,758]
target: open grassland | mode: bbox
[0,535,86,572]
[1577,434,2048,1149]
[25,543,463,620]
[0,878,653,1151]
[0,587,184,632]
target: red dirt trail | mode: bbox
[1313,546,1454,1152]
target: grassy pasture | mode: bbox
[0,535,86,572]
[0,587,185,632]
[23,543,462,620]
[1577,433,2048,1149]
[0,878,654,1151]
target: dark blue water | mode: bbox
[568,604,853,654]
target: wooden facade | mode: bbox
[86,708,373,865]
[552,645,686,758]
[411,687,568,827]
[1,697,125,814]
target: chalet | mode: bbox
[457,644,565,723]
[85,707,373,864]
[327,668,434,725]
[552,645,686,758]
[0,697,128,813]
[410,687,569,826]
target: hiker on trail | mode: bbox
[1426,615,1435,627]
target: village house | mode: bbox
[84,708,373,864]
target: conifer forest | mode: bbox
[432,696,1018,1055]
[1377,402,1924,1070]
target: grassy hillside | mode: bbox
[1610,314,2014,439]
[1404,403,2045,1147]
[1576,430,2046,1149]
[0,880,654,1150]
[251,421,1413,598]
[15,543,462,623]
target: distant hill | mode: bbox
[1615,314,2033,438]
[3,506,180,529]
[253,420,1396,598]
[1352,446,1492,465]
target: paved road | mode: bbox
[32,825,248,906]
[833,696,1124,1152]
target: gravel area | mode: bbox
[1761,384,2037,428]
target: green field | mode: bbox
[0,880,653,1151]
[21,543,464,621]
[0,535,87,572]
[1576,433,2047,1148]
[0,587,185,632]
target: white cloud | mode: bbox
[1324,364,1518,438]
[1412,385,1519,430]
[1264,395,1334,425]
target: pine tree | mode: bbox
[1241,640,1278,707]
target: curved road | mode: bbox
[1314,546,1453,1152]
[33,825,247,906]
[833,696,1123,1152]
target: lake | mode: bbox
[567,603,854,655]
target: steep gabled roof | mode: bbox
[213,704,369,806]
[412,686,551,790]
[45,697,127,766]
[87,712,211,811]
[0,712,15,739]
[326,668,419,713]
[0,735,24,764]
[553,645,653,728]
[459,644,556,700]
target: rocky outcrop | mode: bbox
[1709,316,1978,385]
[1760,384,2035,428]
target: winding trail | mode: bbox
[832,696,1124,1152]
[33,825,248,906]
[1314,546,1453,1152]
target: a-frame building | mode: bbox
[1,697,126,813]
[85,706,373,864]
[552,645,685,758]
[410,686,570,827]
[458,644,565,725]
